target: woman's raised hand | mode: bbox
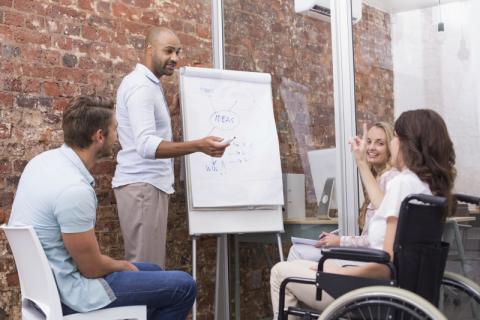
[349,122,368,164]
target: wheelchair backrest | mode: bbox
[393,194,449,306]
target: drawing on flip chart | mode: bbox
[180,67,283,207]
[198,85,259,176]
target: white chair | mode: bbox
[1,225,146,320]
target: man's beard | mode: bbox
[97,143,114,159]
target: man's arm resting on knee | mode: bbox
[63,228,138,278]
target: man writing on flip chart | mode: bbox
[113,27,229,268]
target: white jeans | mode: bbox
[270,260,334,319]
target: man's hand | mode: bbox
[197,136,229,157]
[118,260,139,272]
[348,122,368,165]
[315,232,341,247]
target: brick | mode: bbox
[21,64,52,78]
[22,79,41,94]
[0,123,12,139]
[88,15,114,29]
[13,159,27,172]
[62,24,81,36]
[62,53,78,68]
[0,25,13,41]
[14,0,47,15]
[78,0,93,11]
[53,35,73,50]
[111,2,141,20]
[6,272,19,287]
[0,91,14,109]
[141,11,159,25]
[91,160,116,175]
[81,25,98,41]
[1,191,13,208]
[123,21,146,35]
[7,142,25,157]
[0,0,13,7]
[14,29,50,45]
[48,4,86,22]
[52,67,88,84]
[0,159,11,174]
[2,79,22,92]
[43,113,61,124]
[16,96,52,109]
[43,81,60,97]
[26,15,45,30]
[96,1,111,13]
[0,207,5,224]
[78,57,95,69]
[123,0,152,9]
[6,175,19,188]
[4,11,25,27]
[53,97,70,111]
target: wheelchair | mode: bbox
[278,194,480,320]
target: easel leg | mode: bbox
[276,233,284,261]
[234,234,241,320]
[215,234,230,320]
[192,236,197,320]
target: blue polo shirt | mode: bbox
[9,145,115,312]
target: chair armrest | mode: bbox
[455,193,480,206]
[320,247,391,264]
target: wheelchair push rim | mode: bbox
[318,286,447,320]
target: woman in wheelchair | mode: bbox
[270,109,456,319]
[288,122,398,262]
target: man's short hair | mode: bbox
[62,96,114,149]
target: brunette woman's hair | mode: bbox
[394,109,456,217]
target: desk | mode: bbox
[283,217,338,242]
[444,216,477,276]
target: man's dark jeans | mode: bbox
[62,262,196,320]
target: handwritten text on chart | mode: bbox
[210,110,238,130]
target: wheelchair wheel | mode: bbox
[318,286,446,320]
[439,271,480,320]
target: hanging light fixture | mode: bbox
[438,0,445,31]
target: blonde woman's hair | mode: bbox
[358,121,395,229]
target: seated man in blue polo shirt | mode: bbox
[8,96,196,320]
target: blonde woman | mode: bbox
[287,122,398,261]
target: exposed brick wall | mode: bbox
[0,0,393,319]
[0,1,214,319]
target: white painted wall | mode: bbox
[392,0,480,194]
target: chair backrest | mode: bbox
[1,224,64,319]
[393,194,450,306]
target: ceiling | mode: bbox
[364,0,463,13]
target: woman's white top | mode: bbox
[367,169,432,250]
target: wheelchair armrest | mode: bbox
[455,193,480,206]
[405,194,448,206]
[320,247,391,265]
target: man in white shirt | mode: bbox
[113,27,228,267]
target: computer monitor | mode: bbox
[307,148,336,218]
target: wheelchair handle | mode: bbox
[404,194,448,206]
[455,193,480,206]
